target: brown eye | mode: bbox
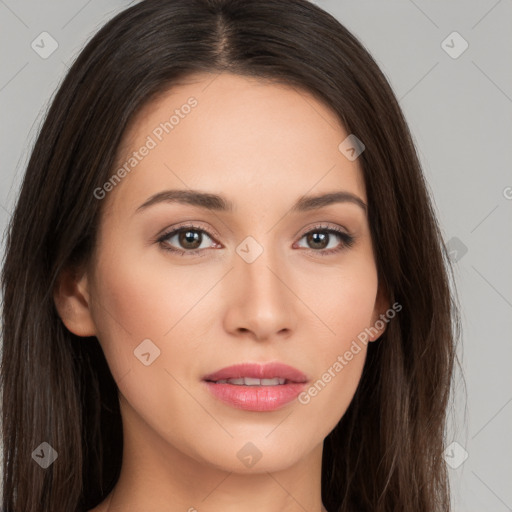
[158,225,217,255]
[177,229,203,249]
[295,225,355,255]
[305,232,329,250]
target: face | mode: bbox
[73,72,388,474]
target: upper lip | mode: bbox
[203,362,308,383]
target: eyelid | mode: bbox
[155,221,221,243]
[296,221,350,238]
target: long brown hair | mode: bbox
[1,0,462,510]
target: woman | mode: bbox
[1,0,461,510]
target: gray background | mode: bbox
[1,0,511,510]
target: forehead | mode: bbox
[104,72,366,216]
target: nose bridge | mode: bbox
[227,232,297,338]
[237,232,287,301]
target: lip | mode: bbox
[203,362,308,383]
[203,362,308,412]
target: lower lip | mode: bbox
[203,381,307,411]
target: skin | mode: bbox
[54,72,389,512]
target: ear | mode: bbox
[53,265,96,337]
[368,281,391,342]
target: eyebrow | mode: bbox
[135,189,367,215]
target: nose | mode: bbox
[222,243,298,342]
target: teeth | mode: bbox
[215,377,286,386]
[244,377,261,386]
[261,378,285,385]
[227,378,245,385]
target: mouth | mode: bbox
[209,377,289,386]
[202,362,308,411]
[203,361,308,383]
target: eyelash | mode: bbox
[156,223,355,257]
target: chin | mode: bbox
[185,429,319,475]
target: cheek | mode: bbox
[87,254,207,437]
[297,345,367,444]
[88,245,221,384]
[304,251,378,354]
[296,259,377,431]
[296,321,370,441]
